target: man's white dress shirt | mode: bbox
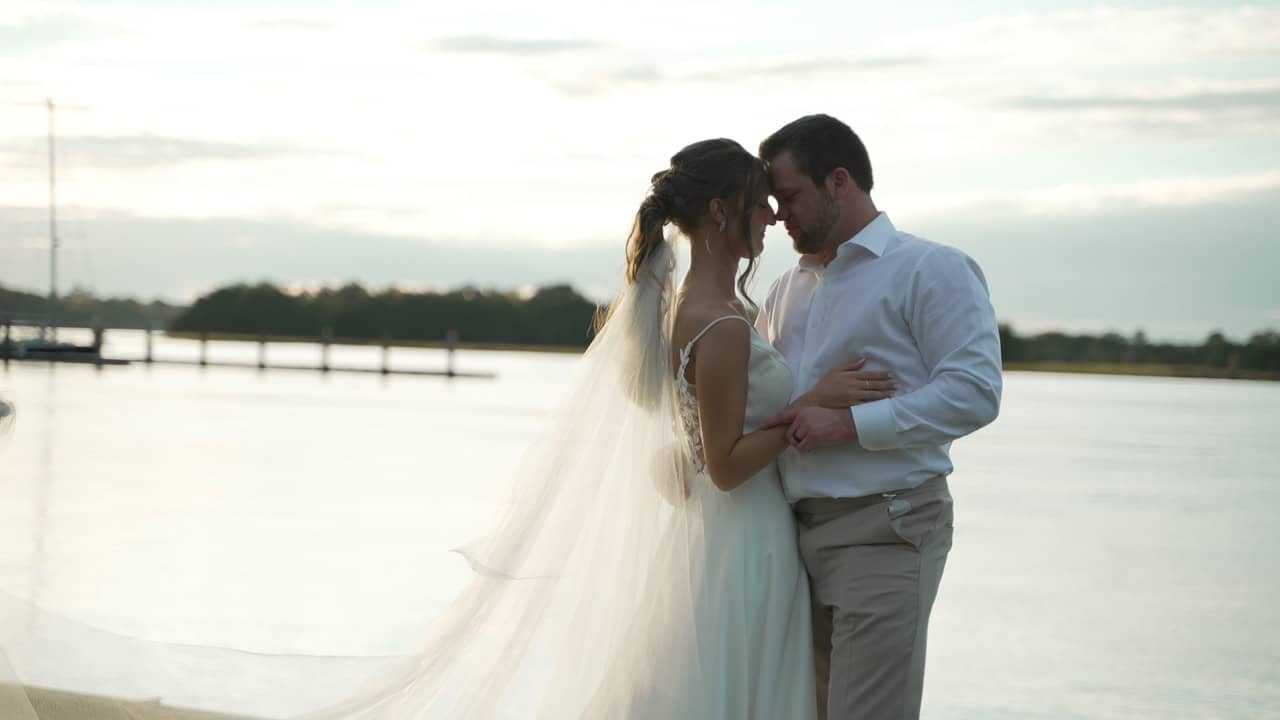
[756,212,1002,501]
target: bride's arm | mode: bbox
[694,321,790,492]
[793,360,895,409]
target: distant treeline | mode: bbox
[4,282,1278,372]
[0,284,184,330]
[171,282,600,348]
[999,325,1280,372]
[170,283,1280,372]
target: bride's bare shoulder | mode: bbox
[672,297,749,349]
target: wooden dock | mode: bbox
[139,357,495,379]
[1,323,496,379]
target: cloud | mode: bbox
[3,184,1278,343]
[690,55,931,82]
[429,35,604,56]
[900,6,1280,66]
[902,171,1280,219]
[550,53,931,97]
[0,80,41,93]
[994,82,1280,139]
[875,7,1280,137]
[550,65,663,97]
[0,134,308,170]
[0,14,102,53]
[1009,84,1280,113]
[245,19,335,32]
[900,185,1280,342]
[0,205,622,305]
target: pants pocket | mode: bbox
[885,491,953,550]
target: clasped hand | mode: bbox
[760,358,895,453]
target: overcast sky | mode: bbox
[1,0,1277,341]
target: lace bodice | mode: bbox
[675,315,793,477]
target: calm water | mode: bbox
[1,330,1278,718]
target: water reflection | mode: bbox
[0,356,1278,717]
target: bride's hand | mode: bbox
[804,359,895,409]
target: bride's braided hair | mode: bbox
[625,138,768,309]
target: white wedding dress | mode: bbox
[620,314,817,719]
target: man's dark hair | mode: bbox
[759,114,873,193]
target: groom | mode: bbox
[757,114,1002,719]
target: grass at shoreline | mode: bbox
[1002,362,1280,382]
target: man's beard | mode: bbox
[791,192,839,255]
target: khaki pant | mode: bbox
[794,476,953,720]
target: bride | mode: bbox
[0,140,891,719]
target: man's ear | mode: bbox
[827,167,850,194]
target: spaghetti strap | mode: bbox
[682,315,752,358]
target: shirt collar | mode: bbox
[797,212,895,273]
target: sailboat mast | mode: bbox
[46,97,58,339]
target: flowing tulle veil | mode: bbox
[304,236,713,718]
[0,237,721,718]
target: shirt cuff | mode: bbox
[850,400,897,451]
